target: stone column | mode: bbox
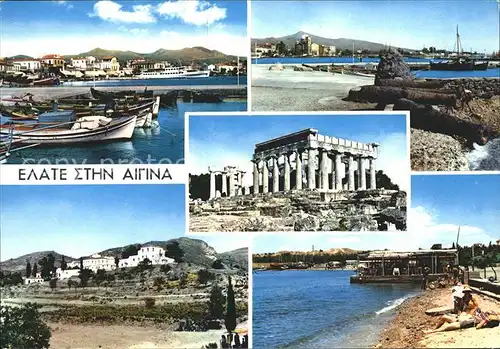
[347,155,355,191]
[358,156,366,190]
[307,147,316,189]
[369,158,376,189]
[295,149,302,190]
[284,152,291,191]
[262,158,269,193]
[209,170,216,199]
[320,148,329,190]
[221,171,227,196]
[272,155,279,193]
[253,160,260,194]
[335,153,342,191]
[229,171,236,197]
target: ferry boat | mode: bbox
[138,66,210,79]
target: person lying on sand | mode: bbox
[475,309,500,329]
[425,285,479,334]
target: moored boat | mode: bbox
[0,115,137,144]
[33,77,60,86]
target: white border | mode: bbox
[246,0,252,113]
[184,110,412,235]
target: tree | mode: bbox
[153,277,165,291]
[276,41,287,55]
[198,269,214,285]
[179,272,188,288]
[60,256,67,271]
[67,279,76,290]
[138,258,152,271]
[49,278,57,291]
[47,253,56,275]
[32,263,38,278]
[144,297,156,308]
[452,242,456,249]
[376,170,399,190]
[25,260,32,278]
[114,256,120,269]
[38,257,51,280]
[225,276,237,341]
[94,269,106,287]
[79,269,93,288]
[79,257,84,270]
[0,303,51,349]
[208,285,225,319]
[422,47,430,54]
[166,241,184,263]
[121,244,141,259]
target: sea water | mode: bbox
[62,76,247,87]
[467,137,500,170]
[253,270,420,348]
[2,101,247,164]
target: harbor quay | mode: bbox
[1,84,247,101]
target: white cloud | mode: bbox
[160,30,181,37]
[118,26,149,35]
[157,0,226,26]
[2,31,247,57]
[53,0,73,9]
[90,0,156,23]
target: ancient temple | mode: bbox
[208,128,379,199]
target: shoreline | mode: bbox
[376,287,500,348]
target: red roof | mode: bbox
[41,54,63,59]
[102,56,115,60]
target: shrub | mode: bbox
[208,285,225,320]
[0,303,51,348]
[144,297,156,308]
[212,260,224,269]
[204,343,218,349]
[49,278,57,290]
[197,269,214,284]
[153,277,165,291]
[160,264,171,274]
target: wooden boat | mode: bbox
[90,87,153,100]
[0,115,137,144]
[10,111,39,121]
[135,109,153,128]
[33,77,60,86]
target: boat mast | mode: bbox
[456,25,462,56]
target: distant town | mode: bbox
[252,33,500,59]
[0,47,247,86]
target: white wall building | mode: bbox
[82,253,116,272]
[119,245,174,268]
[12,59,41,71]
[24,277,44,285]
[55,267,80,280]
[67,261,80,269]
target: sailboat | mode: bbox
[430,26,488,71]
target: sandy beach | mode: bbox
[377,287,500,348]
[251,64,374,111]
[49,323,224,349]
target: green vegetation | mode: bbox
[0,271,23,286]
[160,264,172,274]
[49,278,57,291]
[25,260,32,278]
[32,263,38,277]
[166,241,184,263]
[60,256,67,270]
[208,285,225,319]
[0,303,51,349]
[144,297,156,309]
[212,260,224,269]
[79,269,94,288]
[197,269,215,284]
[137,258,153,271]
[121,244,141,259]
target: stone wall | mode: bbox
[425,78,500,98]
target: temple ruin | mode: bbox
[208,128,379,199]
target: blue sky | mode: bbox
[0,185,186,260]
[189,114,409,190]
[253,174,500,253]
[252,0,499,53]
[1,0,247,57]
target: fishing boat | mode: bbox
[135,109,153,128]
[90,87,154,100]
[0,128,40,164]
[0,115,137,144]
[33,77,60,86]
[430,26,489,71]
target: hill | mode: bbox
[0,251,76,273]
[220,247,249,271]
[252,30,416,52]
[66,47,238,63]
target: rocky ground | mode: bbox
[190,189,406,232]
[376,287,500,348]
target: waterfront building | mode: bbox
[311,43,320,56]
[118,245,175,268]
[0,60,17,72]
[41,54,65,68]
[11,58,41,71]
[329,46,337,56]
[96,56,120,71]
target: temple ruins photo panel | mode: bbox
[187,112,409,232]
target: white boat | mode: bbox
[0,115,137,144]
[138,66,210,79]
[135,110,153,128]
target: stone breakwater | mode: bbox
[189,189,407,232]
[435,77,500,98]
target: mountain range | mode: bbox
[255,248,361,256]
[9,47,240,63]
[252,31,416,52]
[0,237,248,273]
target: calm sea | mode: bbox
[62,76,247,87]
[2,101,247,164]
[253,270,420,348]
[252,57,500,78]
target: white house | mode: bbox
[24,277,44,285]
[67,261,80,269]
[82,253,116,272]
[119,245,174,268]
[154,61,171,70]
[12,58,41,71]
[55,267,80,280]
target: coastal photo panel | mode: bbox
[0,0,248,165]
[0,184,250,349]
[251,0,500,172]
[187,112,409,232]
